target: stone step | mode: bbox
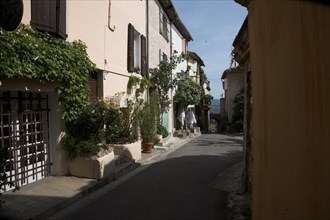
[173,131,188,139]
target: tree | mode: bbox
[149,51,184,126]
[174,76,203,106]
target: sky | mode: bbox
[172,0,247,99]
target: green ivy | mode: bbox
[0,24,96,121]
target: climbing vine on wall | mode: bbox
[0,24,96,121]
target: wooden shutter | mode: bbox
[57,0,67,39]
[31,0,57,33]
[31,0,67,39]
[141,35,147,77]
[127,23,134,73]
[88,79,97,100]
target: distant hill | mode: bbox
[210,99,220,113]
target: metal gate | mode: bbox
[0,91,50,191]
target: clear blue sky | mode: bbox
[172,0,247,99]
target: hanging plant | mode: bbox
[0,24,96,121]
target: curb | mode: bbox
[40,136,194,219]
[34,162,142,220]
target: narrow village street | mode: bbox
[48,134,242,220]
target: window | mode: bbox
[159,49,168,63]
[127,23,147,76]
[30,0,67,39]
[159,9,169,41]
[134,30,141,70]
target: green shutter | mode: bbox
[159,10,163,34]
[164,17,169,41]
[159,49,162,63]
[162,112,169,131]
[141,35,147,76]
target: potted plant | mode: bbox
[140,93,157,153]
[64,99,119,180]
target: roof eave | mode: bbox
[159,0,193,41]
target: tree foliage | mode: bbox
[149,51,184,125]
[0,24,96,121]
[174,76,203,106]
[140,93,158,143]
[232,88,244,123]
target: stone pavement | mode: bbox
[0,136,193,220]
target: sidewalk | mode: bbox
[0,136,193,220]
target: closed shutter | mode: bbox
[141,35,147,77]
[127,23,134,73]
[57,0,67,39]
[88,79,97,100]
[31,0,67,39]
[31,0,57,33]
[164,17,169,41]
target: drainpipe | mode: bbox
[170,19,174,136]
[108,0,115,32]
[146,0,150,101]
[146,0,149,78]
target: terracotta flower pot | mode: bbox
[141,142,153,153]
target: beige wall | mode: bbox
[248,1,330,219]
[19,0,147,175]
[67,1,108,69]
[22,0,31,24]
[22,0,146,98]
[148,0,171,69]
[68,1,146,98]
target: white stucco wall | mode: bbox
[172,25,187,75]
[188,60,198,83]
[171,25,188,134]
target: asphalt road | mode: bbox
[48,134,243,220]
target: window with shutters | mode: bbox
[127,23,147,76]
[30,0,67,39]
[159,9,169,41]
